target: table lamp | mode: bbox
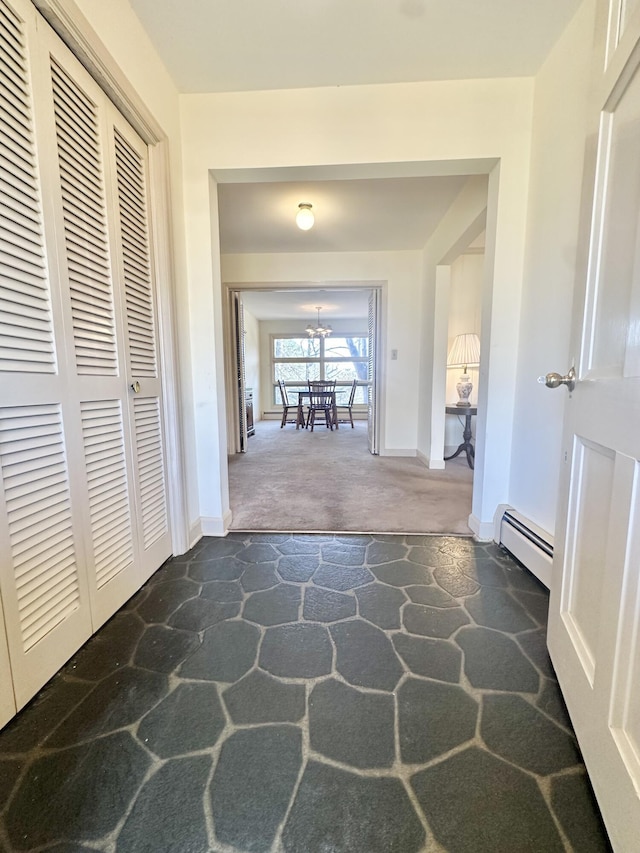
[447,333,481,406]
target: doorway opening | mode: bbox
[223,283,474,534]
[224,285,382,457]
[213,163,494,537]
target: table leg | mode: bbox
[444,413,474,469]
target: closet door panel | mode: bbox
[43,37,139,625]
[0,0,92,708]
[0,605,15,728]
[0,404,91,708]
[0,0,173,721]
[108,117,170,582]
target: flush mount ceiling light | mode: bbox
[296,202,314,231]
[305,306,332,338]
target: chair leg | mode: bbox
[348,409,354,428]
[281,408,286,428]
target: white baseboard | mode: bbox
[494,505,553,589]
[200,509,233,537]
[469,514,494,540]
[380,448,417,457]
[415,449,445,469]
[188,520,203,551]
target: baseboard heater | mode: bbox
[497,507,553,589]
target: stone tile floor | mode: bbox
[0,534,612,852]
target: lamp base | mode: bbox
[456,374,473,406]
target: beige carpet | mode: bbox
[228,420,473,534]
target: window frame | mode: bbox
[271,332,369,406]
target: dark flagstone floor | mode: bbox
[0,534,612,852]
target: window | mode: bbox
[272,335,369,405]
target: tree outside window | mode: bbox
[273,335,368,405]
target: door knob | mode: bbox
[537,366,575,392]
[130,381,141,393]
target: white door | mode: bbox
[43,38,141,627]
[0,0,170,712]
[547,2,640,848]
[0,607,15,728]
[0,0,94,707]
[109,112,171,586]
[367,288,381,454]
[233,292,248,452]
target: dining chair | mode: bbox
[277,380,301,428]
[308,380,336,391]
[334,379,357,428]
[305,389,335,431]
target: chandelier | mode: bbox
[305,306,332,338]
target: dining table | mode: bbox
[296,390,338,429]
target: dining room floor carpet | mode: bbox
[0,533,611,852]
[228,420,474,534]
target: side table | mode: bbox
[444,405,477,469]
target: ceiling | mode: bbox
[129,0,582,95]
[127,0,579,281]
[240,289,370,321]
[218,174,471,254]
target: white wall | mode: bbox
[417,178,488,460]
[445,252,483,449]
[222,251,423,452]
[510,0,596,536]
[242,307,260,416]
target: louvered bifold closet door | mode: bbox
[44,36,140,627]
[0,0,92,712]
[234,293,248,453]
[107,113,170,583]
[367,289,380,455]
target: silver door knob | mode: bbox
[537,366,575,392]
[130,381,141,393]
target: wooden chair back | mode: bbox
[308,389,335,409]
[277,379,290,406]
[308,380,336,392]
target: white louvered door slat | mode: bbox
[115,129,158,379]
[0,402,90,708]
[0,0,55,378]
[80,400,133,589]
[134,398,168,545]
[50,58,117,377]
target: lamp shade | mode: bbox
[296,203,314,231]
[447,333,481,371]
